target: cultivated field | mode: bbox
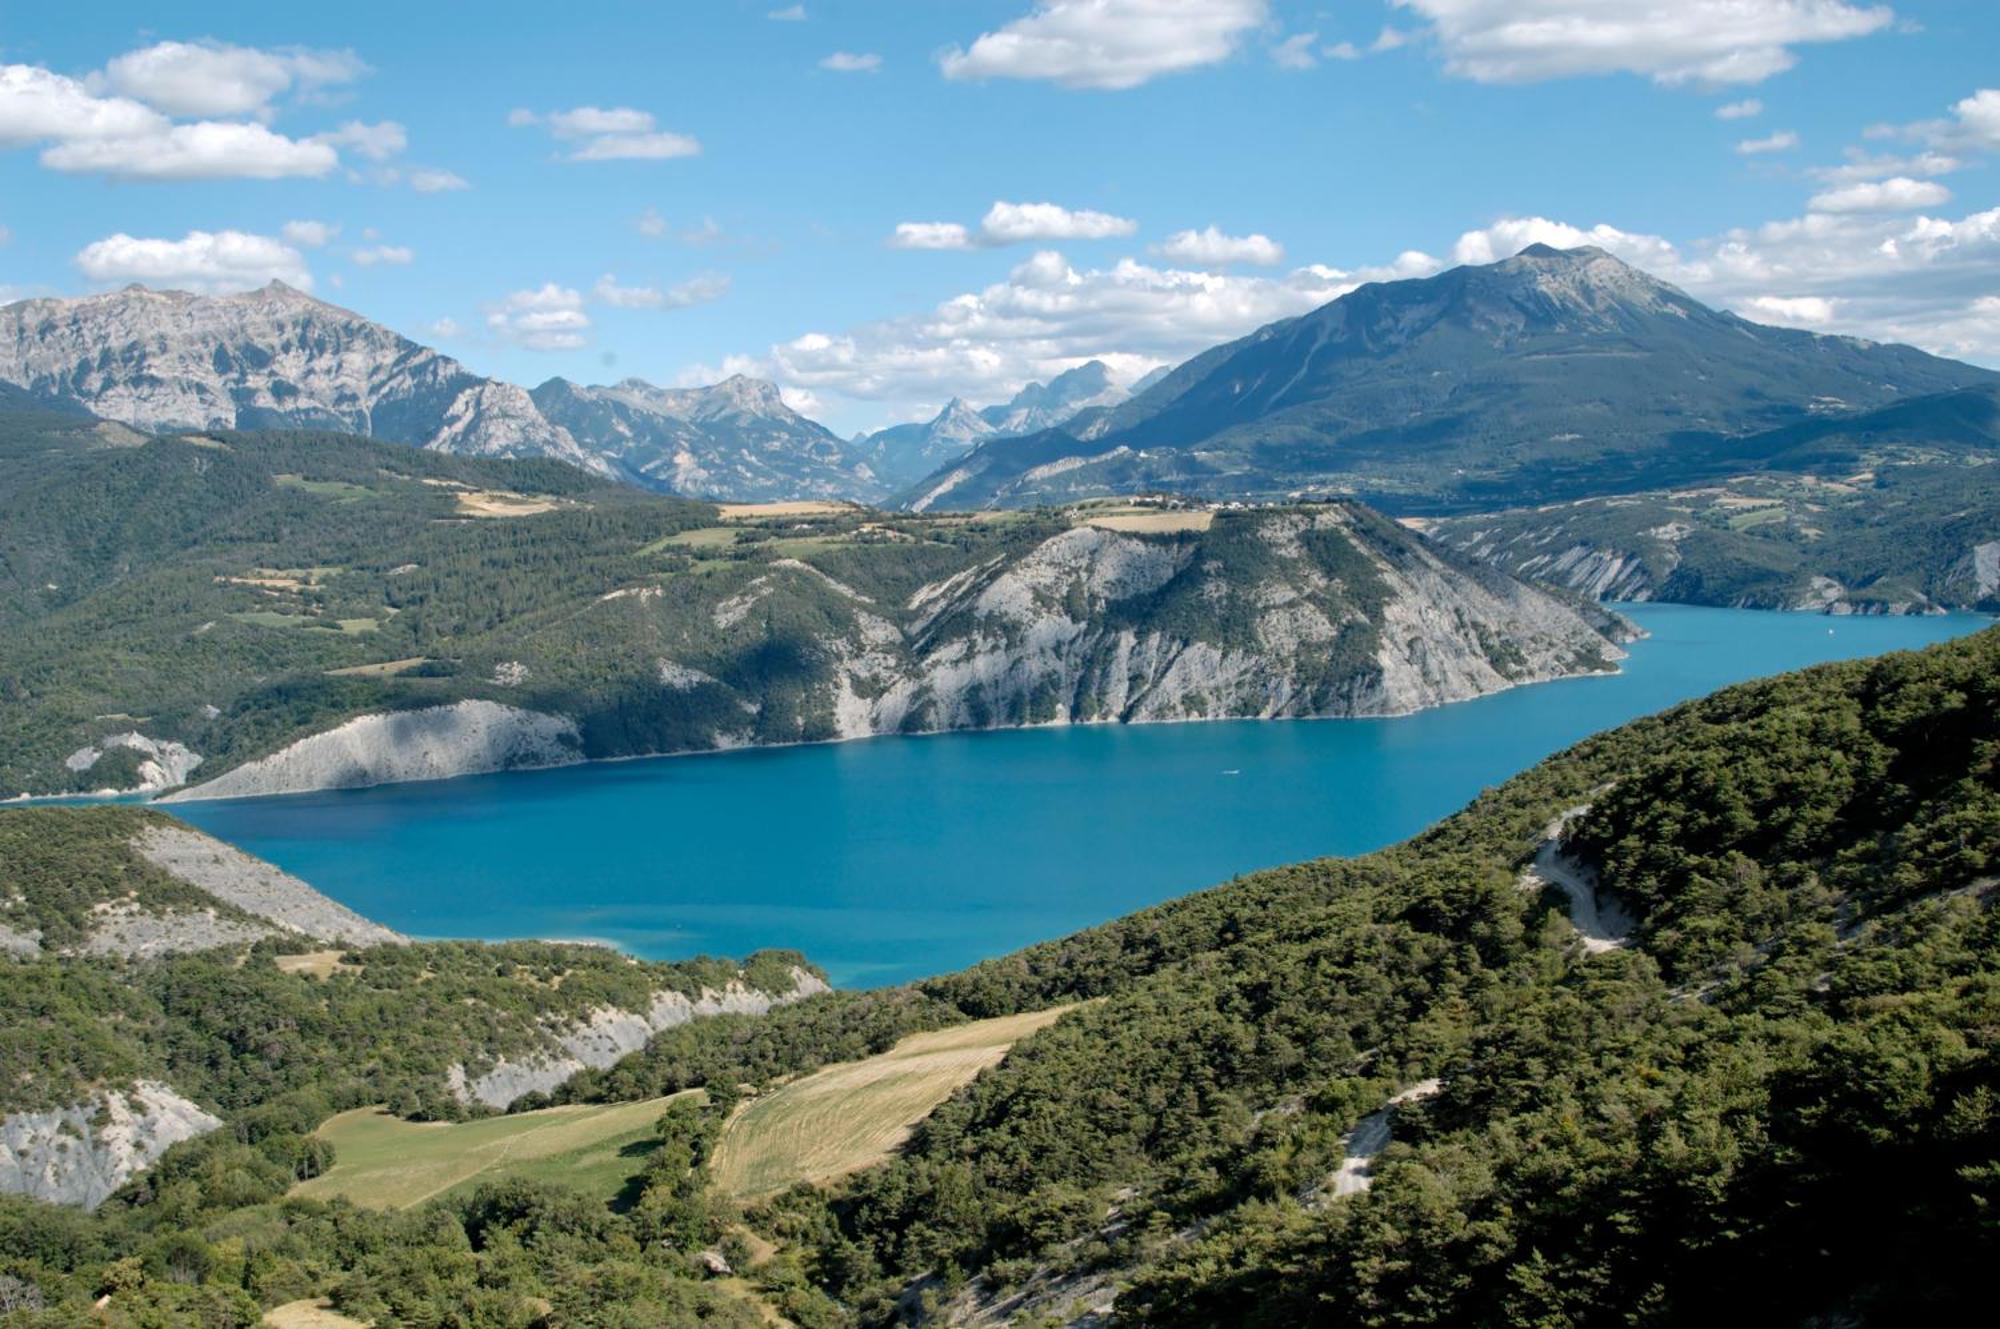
[1078,508,1215,533]
[272,949,347,978]
[294,1092,700,1208]
[262,1300,368,1329]
[454,488,565,518]
[324,656,429,678]
[709,1006,1077,1199]
[717,500,854,520]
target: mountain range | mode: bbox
[0,283,1150,506]
[904,244,1997,512]
[0,283,893,504]
[0,282,606,473]
[530,373,886,503]
[7,248,1995,520]
[857,359,1151,488]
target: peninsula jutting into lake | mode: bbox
[2,5,1998,1325]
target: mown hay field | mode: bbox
[709,1006,1076,1199]
[294,1091,700,1209]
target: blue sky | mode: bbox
[2,1,1996,433]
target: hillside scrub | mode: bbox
[0,629,1993,1324]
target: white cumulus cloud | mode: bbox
[889,222,975,251]
[1155,226,1285,267]
[1715,98,1763,119]
[409,168,470,192]
[487,283,590,350]
[591,272,731,308]
[1394,0,1894,86]
[75,229,312,292]
[888,203,1138,250]
[510,106,700,162]
[96,40,365,118]
[314,119,405,161]
[1741,294,1837,325]
[1808,177,1951,214]
[0,63,162,146]
[42,120,337,179]
[1737,129,1801,154]
[1949,89,2000,149]
[351,244,413,266]
[941,0,1270,91]
[1446,217,1682,270]
[1271,33,1319,71]
[979,200,1137,243]
[1812,149,1960,184]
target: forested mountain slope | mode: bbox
[0,409,1626,800]
[904,245,1996,513]
[761,622,2000,1327]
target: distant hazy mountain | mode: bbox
[904,245,1997,512]
[0,283,608,474]
[531,374,886,502]
[863,359,1139,488]
[1425,382,2000,614]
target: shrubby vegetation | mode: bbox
[762,622,2000,1325]
[0,804,818,1116]
[1,624,1994,1325]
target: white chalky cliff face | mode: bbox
[145,507,1629,801]
[450,968,833,1109]
[0,283,605,472]
[0,1083,222,1209]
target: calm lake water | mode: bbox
[176,606,1990,987]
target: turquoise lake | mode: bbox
[175,605,1991,987]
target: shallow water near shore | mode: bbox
[174,606,1989,987]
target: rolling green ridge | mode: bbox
[0,409,1623,800]
[0,627,1993,1325]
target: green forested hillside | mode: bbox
[0,628,1994,1325]
[0,411,1623,800]
[1428,460,2000,614]
[772,623,2000,1327]
[0,805,816,1119]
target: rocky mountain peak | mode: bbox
[0,282,601,473]
[708,373,788,413]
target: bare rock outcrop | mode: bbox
[62,732,203,793]
[165,700,581,801]
[452,967,832,1109]
[0,1082,220,1209]
[132,825,404,946]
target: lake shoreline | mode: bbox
[168,607,1992,988]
